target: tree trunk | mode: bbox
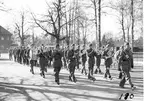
[94,0,98,48]
[131,0,134,51]
[56,37,59,45]
[121,8,126,43]
[21,38,24,46]
[98,0,101,47]
[127,27,130,42]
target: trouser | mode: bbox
[30,60,37,73]
[40,63,46,77]
[68,61,76,81]
[122,70,133,87]
[94,60,102,74]
[54,67,61,82]
[88,63,94,77]
[81,61,87,74]
[63,57,67,68]
[14,55,16,62]
[19,56,22,64]
[26,58,29,65]
[9,54,12,60]
[104,66,111,78]
[76,58,80,69]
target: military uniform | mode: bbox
[87,47,96,78]
[94,51,102,74]
[37,49,47,78]
[81,48,87,75]
[102,48,113,79]
[52,49,63,84]
[119,48,134,88]
[75,47,80,70]
[68,47,77,82]
[29,48,37,74]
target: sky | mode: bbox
[0,0,140,42]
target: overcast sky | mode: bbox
[0,0,140,42]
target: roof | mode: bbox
[0,25,12,35]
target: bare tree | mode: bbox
[0,1,11,12]
[32,0,73,45]
[130,0,134,51]
[98,0,101,47]
[14,10,30,46]
[90,0,98,47]
[109,0,130,43]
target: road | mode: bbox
[0,53,143,101]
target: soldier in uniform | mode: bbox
[94,48,103,74]
[102,44,113,80]
[37,45,47,78]
[75,45,80,70]
[9,48,13,60]
[87,44,97,80]
[67,44,77,82]
[80,45,87,75]
[29,45,37,74]
[26,47,30,65]
[117,46,124,79]
[119,42,135,89]
[52,44,63,85]
[16,47,21,63]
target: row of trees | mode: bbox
[0,0,143,50]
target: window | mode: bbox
[7,36,9,40]
[1,36,4,40]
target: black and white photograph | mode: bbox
[0,0,143,101]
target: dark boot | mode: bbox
[104,73,107,78]
[94,69,98,74]
[73,76,77,83]
[118,72,122,79]
[69,76,72,81]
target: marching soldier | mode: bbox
[119,42,135,90]
[117,46,124,79]
[9,48,13,60]
[67,44,77,82]
[29,45,37,74]
[37,45,47,78]
[102,44,113,80]
[52,44,63,85]
[94,48,103,74]
[87,44,96,80]
[26,47,30,65]
[80,45,87,75]
[75,45,80,70]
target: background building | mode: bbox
[0,26,12,53]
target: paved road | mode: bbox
[0,54,143,101]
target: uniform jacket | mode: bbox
[53,50,63,67]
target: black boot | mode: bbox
[94,69,98,74]
[104,73,107,78]
[118,72,122,79]
[73,76,77,83]
[69,76,72,81]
